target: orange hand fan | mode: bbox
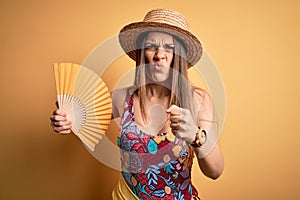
[53,62,112,151]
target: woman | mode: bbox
[50,8,224,200]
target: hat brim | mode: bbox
[119,22,202,68]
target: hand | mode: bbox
[166,105,198,144]
[50,109,72,134]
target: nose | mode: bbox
[154,48,166,61]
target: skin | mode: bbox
[144,32,174,84]
[50,109,72,134]
[50,31,224,180]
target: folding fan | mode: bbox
[53,62,112,152]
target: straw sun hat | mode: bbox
[119,8,203,68]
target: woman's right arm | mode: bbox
[50,86,131,134]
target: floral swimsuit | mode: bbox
[117,92,199,200]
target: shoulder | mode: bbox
[192,87,214,124]
[192,86,212,105]
[111,86,135,101]
[111,86,134,118]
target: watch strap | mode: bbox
[190,127,206,148]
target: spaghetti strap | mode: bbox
[126,88,131,99]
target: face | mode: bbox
[144,32,174,83]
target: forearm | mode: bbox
[191,88,224,179]
[193,141,224,180]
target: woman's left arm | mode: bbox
[167,88,224,180]
[192,88,224,180]
[194,141,224,180]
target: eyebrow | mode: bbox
[144,42,174,45]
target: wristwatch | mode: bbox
[190,127,207,148]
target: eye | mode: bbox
[144,43,158,50]
[164,44,175,51]
[144,43,175,52]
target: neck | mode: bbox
[145,83,170,98]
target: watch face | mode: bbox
[200,130,207,145]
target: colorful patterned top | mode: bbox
[117,92,199,200]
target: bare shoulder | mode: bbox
[111,86,134,118]
[111,86,135,100]
[192,87,214,124]
[192,87,212,105]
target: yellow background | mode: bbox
[0,0,299,199]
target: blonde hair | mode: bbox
[134,32,198,124]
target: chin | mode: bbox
[153,77,169,83]
[146,75,168,83]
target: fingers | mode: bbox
[50,108,72,134]
[167,105,181,135]
[52,125,72,134]
[167,105,195,140]
[166,105,181,116]
[52,109,67,117]
[50,119,72,127]
[50,114,67,122]
[50,120,72,134]
[169,115,182,129]
[170,121,180,134]
[52,125,72,133]
[59,129,72,134]
[167,105,183,126]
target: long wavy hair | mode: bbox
[134,32,198,124]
